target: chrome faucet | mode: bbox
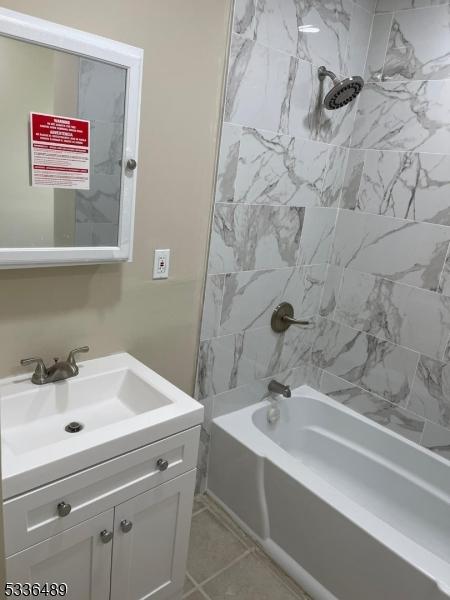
[20,346,90,385]
[268,380,291,398]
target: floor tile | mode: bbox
[184,574,195,595]
[203,552,299,600]
[187,508,247,584]
[185,591,207,600]
[193,495,206,513]
[202,495,255,549]
[253,549,312,600]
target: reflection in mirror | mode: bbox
[0,35,126,248]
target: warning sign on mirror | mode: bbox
[30,112,90,190]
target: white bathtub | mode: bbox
[208,385,450,600]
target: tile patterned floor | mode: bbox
[184,494,312,600]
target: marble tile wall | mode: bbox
[195,0,374,490]
[74,58,126,247]
[197,0,450,491]
[322,0,450,463]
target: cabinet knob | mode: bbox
[126,158,137,171]
[156,458,169,472]
[57,501,72,517]
[100,530,113,544]
[120,519,133,533]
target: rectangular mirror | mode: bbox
[0,8,143,267]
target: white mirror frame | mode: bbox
[0,8,143,268]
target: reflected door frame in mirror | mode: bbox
[0,8,143,268]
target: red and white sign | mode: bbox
[30,112,90,189]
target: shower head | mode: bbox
[318,66,364,110]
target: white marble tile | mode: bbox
[75,174,120,225]
[297,207,337,266]
[340,148,365,208]
[320,372,425,441]
[74,222,93,247]
[208,203,304,274]
[332,211,450,291]
[321,145,349,207]
[355,150,450,224]
[212,362,322,419]
[438,252,450,295]
[252,0,371,72]
[316,90,358,146]
[78,58,126,124]
[320,264,344,317]
[347,2,374,76]
[215,124,242,203]
[196,324,315,399]
[253,0,303,57]
[234,129,329,207]
[220,268,295,335]
[220,265,325,335]
[196,427,210,493]
[225,33,358,144]
[284,58,321,140]
[201,275,225,341]
[365,13,393,81]
[335,268,450,359]
[225,35,290,132]
[91,121,123,176]
[408,355,450,427]
[355,0,377,12]
[352,80,450,153]
[294,0,353,75]
[91,223,119,246]
[196,333,253,399]
[243,324,315,378]
[420,420,450,461]
[212,377,270,418]
[376,0,450,12]
[234,0,258,37]
[384,5,450,81]
[311,317,419,403]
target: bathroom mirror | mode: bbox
[0,8,143,267]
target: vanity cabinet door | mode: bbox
[110,469,196,600]
[6,510,114,600]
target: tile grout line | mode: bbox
[192,506,207,517]
[437,240,450,294]
[201,501,256,549]
[197,587,213,600]
[194,548,253,589]
[207,255,450,300]
[205,360,316,404]
[203,495,311,599]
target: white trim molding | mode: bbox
[0,8,143,268]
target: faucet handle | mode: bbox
[20,357,48,385]
[67,346,90,374]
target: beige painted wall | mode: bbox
[0,36,56,247]
[0,0,232,391]
[0,0,232,584]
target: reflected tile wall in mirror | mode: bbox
[0,35,125,249]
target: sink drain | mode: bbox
[65,421,83,433]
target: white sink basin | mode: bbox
[0,353,203,498]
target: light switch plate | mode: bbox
[153,249,170,279]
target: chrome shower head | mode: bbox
[318,66,364,110]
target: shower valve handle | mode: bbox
[271,302,313,333]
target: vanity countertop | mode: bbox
[0,352,203,499]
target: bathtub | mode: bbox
[208,385,450,600]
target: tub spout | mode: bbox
[268,380,291,398]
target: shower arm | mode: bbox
[318,66,340,84]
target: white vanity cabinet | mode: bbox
[4,427,199,600]
[6,511,115,600]
[110,472,195,600]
